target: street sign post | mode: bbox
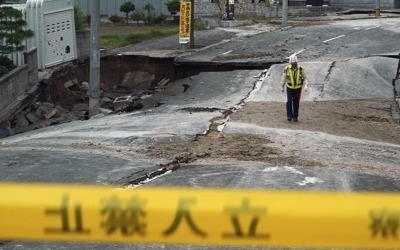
[179,0,191,49]
[227,0,234,20]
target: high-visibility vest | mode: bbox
[285,64,303,89]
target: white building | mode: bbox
[1,0,77,69]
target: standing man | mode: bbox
[280,54,309,122]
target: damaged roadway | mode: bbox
[1,14,400,249]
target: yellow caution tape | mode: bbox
[0,183,399,248]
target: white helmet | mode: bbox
[289,54,298,63]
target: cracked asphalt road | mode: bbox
[1,14,400,250]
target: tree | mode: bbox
[120,1,135,24]
[165,0,180,14]
[108,14,122,24]
[0,6,34,55]
[130,10,142,24]
[74,4,85,30]
[0,4,34,76]
[143,3,155,25]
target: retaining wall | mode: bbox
[0,48,38,138]
[76,30,91,60]
[330,0,396,9]
[0,48,38,118]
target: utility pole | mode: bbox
[227,0,235,20]
[89,0,100,117]
[190,0,194,48]
[375,0,381,17]
[282,0,288,27]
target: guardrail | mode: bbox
[0,183,399,248]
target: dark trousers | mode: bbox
[286,87,302,119]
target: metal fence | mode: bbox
[74,0,171,16]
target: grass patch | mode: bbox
[100,21,206,50]
[101,26,179,50]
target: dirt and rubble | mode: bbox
[2,20,400,169]
[110,20,400,167]
[143,131,324,166]
[141,98,400,166]
[232,99,400,145]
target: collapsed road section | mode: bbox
[0,53,274,139]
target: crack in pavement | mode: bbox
[324,61,336,82]
[121,152,205,187]
[121,70,271,187]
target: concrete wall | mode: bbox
[330,0,395,9]
[195,2,271,18]
[196,2,340,19]
[266,5,342,17]
[0,48,38,115]
[73,0,355,19]
[0,48,38,138]
[75,0,171,16]
[76,30,91,59]
[10,0,400,18]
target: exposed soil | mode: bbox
[101,23,161,34]
[56,22,400,167]
[142,99,400,165]
[26,22,400,167]
[119,21,400,167]
[143,131,323,167]
[231,99,400,145]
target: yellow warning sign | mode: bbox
[179,1,191,44]
[0,183,399,248]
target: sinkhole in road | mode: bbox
[44,54,271,114]
[2,54,273,138]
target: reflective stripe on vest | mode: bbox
[286,64,303,89]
